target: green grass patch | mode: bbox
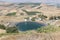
[36,25,60,33]
[6,12,16,16]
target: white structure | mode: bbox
[24,19,27,21]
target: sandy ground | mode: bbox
[0,32,60,40]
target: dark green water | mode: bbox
[16,21,46,31]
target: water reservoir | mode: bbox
[16,21,46,31]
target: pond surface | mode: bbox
[16,21,46,31]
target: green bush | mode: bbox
[49,16,56,20]
[6,27,19,33]
[31,17,36,21]
[6,12,16,16]
[0,24,6,30]
[37,25,57,33]
[38,15,47,20]
[49,16,60,20]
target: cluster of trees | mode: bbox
[6,27,19,33]
[38,14,60,20]
[6,12,16,16]
[0,24,6,30]
[24,14,48,21]
[0,24,19,33]
[38,14,47,20]
[49,16,60,20]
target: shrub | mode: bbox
[31,17,36,21]
[49,16,59,20]
[38,15,47,20]
[6,12,16,16]
[36,25,57,33]
[57,16,60,19]
[24,17,29,20]
[0,24,6,30]
[20,13,24,15]
[6,27,19,33]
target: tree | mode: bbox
[0,24,6,30]
[38,15,47,20]
[49,16,57,20]
[31,17,36,21]
[57,16,60,19]
[6,26,19,33]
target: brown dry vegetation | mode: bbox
[0,32,60,40]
